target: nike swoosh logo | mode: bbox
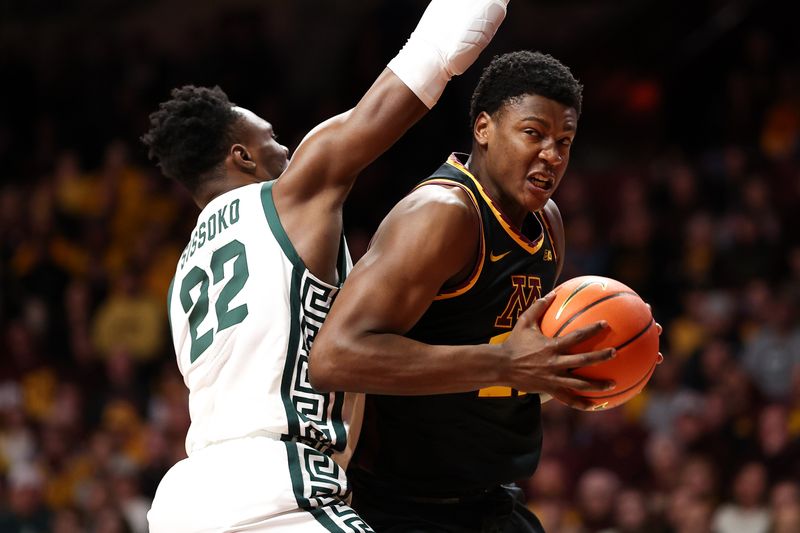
[489,250,511,262]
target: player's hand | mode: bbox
[498,291,616,406]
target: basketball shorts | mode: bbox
[148,435,373,532]
[350,470,543,533]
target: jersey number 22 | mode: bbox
[179,239,250,362]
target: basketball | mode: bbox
[540,275,659,410]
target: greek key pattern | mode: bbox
[318,504,374,533]
[287,443,372,532]
[300,446,349,504]
[288,271,343,451]
[301,273,337,348]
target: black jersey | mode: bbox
[353,154,560,497]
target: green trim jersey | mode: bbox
[354,154,559,496]
[169,181,361,468]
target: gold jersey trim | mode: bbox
[412,178,486,300]
[446,156,545,255]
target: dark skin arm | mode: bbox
[310,185,616,408]
[274,70,427,284]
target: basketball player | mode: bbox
[141,1,511,531]
[310,51,617,531]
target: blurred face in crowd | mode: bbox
[733,462,767,507]
[527,457,568,499]
[679,456,717,498]
[231,107,290,182]
[759,404,789,454]
[615,489,649,531]
[771,481,800,533]
[676,498,713,533]
[474,93,577,223]
[577,468,619,523]
[646,432,682,481]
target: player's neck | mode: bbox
[194,174,259,209]
[464,153,528,227]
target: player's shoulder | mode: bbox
[377,181,480,245]
[540,198,565,265]
[540,198,561,223]
[540,198,563,236]
[401,181,478,219]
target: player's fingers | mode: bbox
[656,322,663,336]
[554,348,616,369]
[656,352,664,364]
[555,375,616,393]
[519,291,556,330]
[552,389,602,411]
[554,320,608,348]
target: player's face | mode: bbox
[478,94,577,220]
[233,107,290,181]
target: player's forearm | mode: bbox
[280,1,508,202]
[333,69,429,177]
[318,0,509,179]
[309,331,507,395]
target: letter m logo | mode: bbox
[494,275,542,329]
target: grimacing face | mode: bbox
[476,93,578,220]
[233,106,290,181]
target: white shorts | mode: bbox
[147,436,373,532]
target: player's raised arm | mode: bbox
[274,0,509,207]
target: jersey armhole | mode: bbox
[410,179,486,301]
[538,205,560,265]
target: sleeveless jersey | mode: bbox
[168,181,362,468]
[354,154,560,496]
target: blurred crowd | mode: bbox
[1,1,798,532]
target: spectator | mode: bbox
[575,468,621,532]
[0,463,51,533]
[769,480,800,533]
[741,288,800,400]
[604,487,666,533]
[712,461,771,533]
[90,270,165,363]
[752,404,800,485]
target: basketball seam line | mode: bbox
[614,317,655,351]
[576,318,656,400]
[551,291,638,338]
[583,348,658,400]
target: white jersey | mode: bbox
[168,181,362,467]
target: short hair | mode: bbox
[141,85,240,191]
[469,50,583,127]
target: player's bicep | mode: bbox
[327,191,477,336]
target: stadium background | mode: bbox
[1,0,798,531]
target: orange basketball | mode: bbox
[540,275,659,410]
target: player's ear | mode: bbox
[473,111,491,148]
[231,144,257,173]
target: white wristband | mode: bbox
[388,0,509,109]
[388,36,450,109]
